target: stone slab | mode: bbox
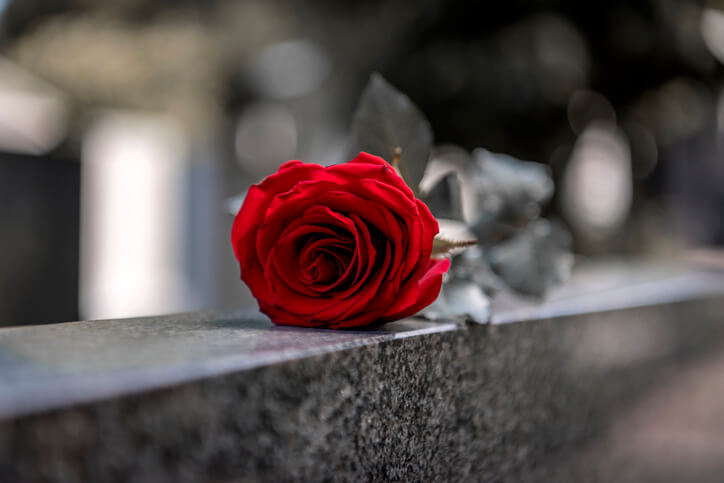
[0,262,723,481]
[1,261,721,421]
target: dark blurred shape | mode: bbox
[664,116,724,246]
[622,121,658,180]
[0,152,79,325]
[568,89,616,135]
[629,78,711,148]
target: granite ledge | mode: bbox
[0,263,723,421]
[0,263,723,481]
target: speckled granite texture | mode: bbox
[1,296,724,482]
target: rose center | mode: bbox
[299,234,353,285]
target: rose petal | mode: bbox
[232,161,321,304]
[232,154,450,329]
[382,258,451,321]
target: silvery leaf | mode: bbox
[445,280,491,324]
[420,280,491,324]
[420,145,470,220]
[421,172,464,221]
[348,73,433,194]
[464,149,555,244]
[463,148,554,233]
[472,148,554,208]
[422,145,471,184]
[422,146,555,245]
[486,219,574,296]
[421,145,471,222]
[448,245,508,294]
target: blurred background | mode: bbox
[0,0,722,326]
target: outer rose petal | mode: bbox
[231,153,450,329]
[232,161,322,305]
[346,152,416,200]
[381,258,450,321]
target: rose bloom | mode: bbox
[231,152,450,329]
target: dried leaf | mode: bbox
[348,73,433,194]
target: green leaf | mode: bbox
[348,73,433,194]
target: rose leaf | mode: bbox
[421,280,491,324]
[348,72,433,194]
[419,145,470,221]
[431,219,477,258]
[445,280,491,324]
[486,219,574,296]
[448,245,508,294]
[421,172,464,221]
[466,148,555,241]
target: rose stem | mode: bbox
[392,147,401,169]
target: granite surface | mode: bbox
[0,264,723,481]
[525,347,724,483]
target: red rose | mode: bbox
[231,152,450,329]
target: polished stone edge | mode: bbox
[491,270,724,324]
[2,266,724,421]
[0,320,459,421]
[2,297,724,482]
